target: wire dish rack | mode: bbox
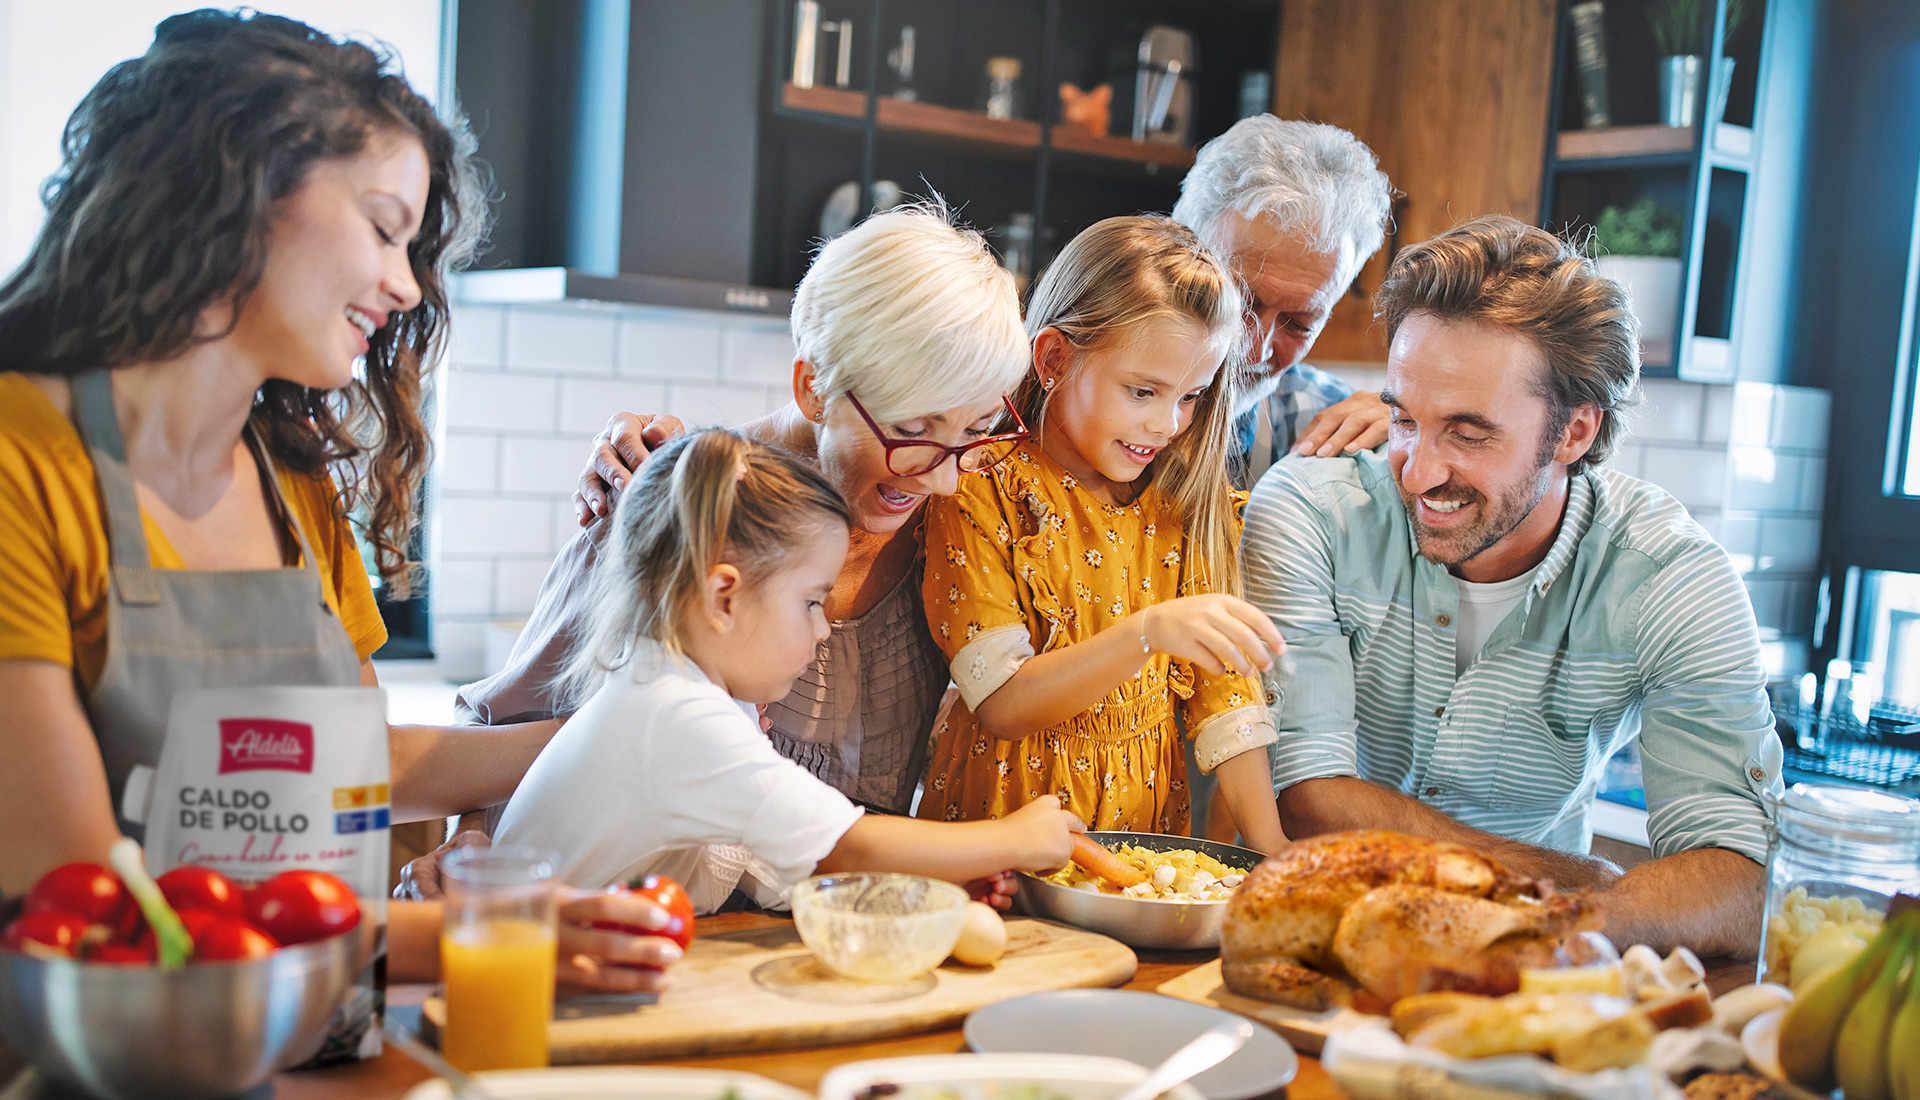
[1774,705,1920,791]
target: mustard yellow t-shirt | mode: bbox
[0,372,388,691]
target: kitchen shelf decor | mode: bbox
[1538,0,1810,383]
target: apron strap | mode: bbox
[69,371,162,606]
[242,424,329,596]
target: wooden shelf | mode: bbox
[1557,124,1695,163]
[778,84,1193,168]
[1050,126,1197,169]
[877,97,1040,152]
[781,83,867,118]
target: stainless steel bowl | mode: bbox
[0,922,369,1100]
[1016,832,1262,951]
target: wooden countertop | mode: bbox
[1,911,1757,1100]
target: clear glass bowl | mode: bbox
[790,873,968,983]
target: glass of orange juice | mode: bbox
[439,846,559,1072]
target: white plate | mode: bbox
[401,1066,813,1100]
[820,1053,1211,1100]
[963,990,1298,1100]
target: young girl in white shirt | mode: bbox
[495,428,1081,912]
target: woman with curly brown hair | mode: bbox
[0,9,678,991]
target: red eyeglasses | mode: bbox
[844,393,1030,477]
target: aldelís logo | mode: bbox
[217,718,315,775]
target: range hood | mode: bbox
[452,0,787,316]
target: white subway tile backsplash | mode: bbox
[668,383,771,428]
[721,324,797,386]
[431,620,488,682]
[558,379,671,435]
[436,431,500,493]
[1606,443,1645,479]
[1771,386,1832,453]
[446,305,505,368]
[444,372,558,432]
[1757,515,1823,573]
[1800,457,1828,515]
[1718,512,1760,573]
[493,558,555,617]
[1745,576,1788,634]
[618,313,725,381]
[1641,445,1728,511]
[505,307,618,374]
[431,559,493,617]
[438,496,554,556]
[1701,384,1735,445]
[1634,379,1705,443]
[499,436,595,495]
[1688,507,1724,545]
[1730,382,1774,447]
[1729,447,1804,512]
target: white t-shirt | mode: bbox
[494,638,865,912]
[1452,568,1538,676]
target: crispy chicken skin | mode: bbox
[1332,884,1604,1002]
[1220,830,1598,1009]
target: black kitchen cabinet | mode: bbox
[454,0,1279,293]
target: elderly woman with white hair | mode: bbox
[399,204,1033,899]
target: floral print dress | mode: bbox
[916,441,1272,833]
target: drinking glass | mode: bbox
[439,846,558,1072]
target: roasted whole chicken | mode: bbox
[1220,830,1604,1010]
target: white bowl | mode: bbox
[790,873,969,983]
[403,1066,812,1100]
[820,1053,1209,1100]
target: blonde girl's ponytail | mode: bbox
[1015,215,1249,597]
[558,429,850,706]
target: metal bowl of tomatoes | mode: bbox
[0,860,370,1100]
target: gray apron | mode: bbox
[69,370,364,838]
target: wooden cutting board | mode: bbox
[425,916,1136,1063]
[1156,958,1377,1055]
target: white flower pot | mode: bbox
[1594,255,1683,343]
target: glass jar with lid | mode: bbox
[1758,783,1920,985]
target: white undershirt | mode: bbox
[1452,568,1539,675]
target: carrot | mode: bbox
[1071,834,1147,889]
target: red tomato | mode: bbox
[246,871,360,945]
[89,941,156,965]
[590,874,696,967]
[25,863,137,939]
[137,907,222,950]
[190,918,279,962]
[2,911,92,957]
[156,866,246,920]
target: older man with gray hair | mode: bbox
[1172,115,1396,489]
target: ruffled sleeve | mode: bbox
[922,468,1038,711]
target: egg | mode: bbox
[949,901,1007,967]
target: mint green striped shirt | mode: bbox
[1243,451,1783,862]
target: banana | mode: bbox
[1833,924,1913,1100]
[1780,910,1919,1092]
[1889,933,1920,1100]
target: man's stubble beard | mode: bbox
[1401,458,1555,568]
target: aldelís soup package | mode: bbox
[122,685,390,1065]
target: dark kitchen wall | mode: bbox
[620,0,765,284]
[455,0,587,270]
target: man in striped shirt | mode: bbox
[1241,216,1781,958]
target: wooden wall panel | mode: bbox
[1272,0,1556,363]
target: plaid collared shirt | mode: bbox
[1229,362,1355,490]
[1243,450,1783,861]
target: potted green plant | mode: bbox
[1589,198,1685,343]
[1647,0,1747,128]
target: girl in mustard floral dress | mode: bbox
[919,216,1288,853]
